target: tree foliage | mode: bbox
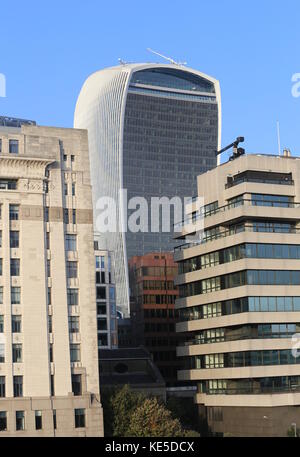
[127,397,183,437]
[101,385,200,437]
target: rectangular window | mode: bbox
[10,231,19,248]
[9,139,19,154]
[68,316,80,333]
[46,232,50,250]
[48,315,52,334]
[97,318,107,331]
[35,411,42,430]
[0,287,2,304]
[0,231,2,247]
[0,377,5,398]
[12,315,21,333]
[51,375,55,396]
[9,204,19,220]
[67,289,78,306]
[0,412,7,431]
[16,411,25,431]
[47,259,51,277]
[13,376,23,397]
[96,256,105,269]
[72,209,76,224]
[74,408,85,428]
[0,344,4,363]
[72,182,76,196]
[64,183,68,196]
[48,288,51,305]
[13,344,22,363]
[72,374,82,396]
[0,260,2,276]
[10,259,20,276]
[63,208,69,224]
[53,410,57,430]
[49,344,53,363]
[0,316,3,333]
[11,287,20,304]
[96,286,106,300]
[44,207,49,222]
[70,344,81,362]
[66,234,76,251]
[67,262,77,278]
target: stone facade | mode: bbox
[0,123,103,436]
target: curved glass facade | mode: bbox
[74,64,221,316]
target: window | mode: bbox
[97,318,107,331]
[13,376,23,397]
[63,208,69,224]
[72,183,76,196]
[64,183,68,196]
[70,344,81,362]
[16,411,25,431]
[9,204,19,220]
[0,259,2,276]
[51,375,55,396]
[63,154,67,162]
[0,287,2,304]
[47,259,51,277]
[48,288,52,305]
[53,410,57,430]
[72,209,76,224]
[35,411,42,430]
[71,155,75,163]
[97,304,107,315]
[72,374,82,396]
[10,259,20,276]
[0,344,4,363]
[67,262,77,278]
[66,234,76,251]
[44,207,49,222]
[0,316,3,333]
[0,377,5,398]
[11,287,20,304]
[74,408,85,428]
[68,316,79,333]
[10,231,19,248]
[96,271,105,284]
[67,289,78,306]
[13,344,22,363]
[12,315,21,333]
[46,232,50,250]
[96,256,105,269]
[9,139,19,154]
[109,287,115,301]
[96,286,106,300]
[49,344,53,363]
[0,139,1,153]
[48,315,52,333]
[0,412,7,431]
[0,231,2,247]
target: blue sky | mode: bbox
[1,0,299,156]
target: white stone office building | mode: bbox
[0,117,103,436]
[175,152,300,436]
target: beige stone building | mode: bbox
[0,118,103,436]
[174,152,300,436]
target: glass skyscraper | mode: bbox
[74,63,221,316]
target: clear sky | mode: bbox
[1,0,299,156]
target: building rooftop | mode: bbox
[0,116,36,128]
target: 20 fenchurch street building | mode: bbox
[74,63,221,316]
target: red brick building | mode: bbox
[129,252,185,386]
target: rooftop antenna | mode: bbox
[276,120,281,156]
[147,48,187,66]
[118,58,127,65]
[216,137,245,164]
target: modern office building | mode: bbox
[129,252,185,385]
[94,246,118,349]
[0,119,103,436]
[74,63,221,316]
[174,151,300,437]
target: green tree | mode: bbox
[110,385,145,437]
[127,397,184,437]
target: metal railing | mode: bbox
[225,177,294,189]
